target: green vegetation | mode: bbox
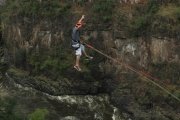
[129,16,150,37]
[157,4,180,20]
[0,97,49,120]
[0,58,8,76]
[0,0,71,22]
[15,48,26,68]
[129,0,159,37]
[152,4,180,36]
[39,56,71,73]
[8,67,28,77]
[28,108,48,120]
[76,0,88,6]
[92,0,115,23]
[128,1,180,37]
[0,98,21,120]
[0,24,8,76]
[123,0,180,38]
[28,47,73,78]
[7,43,74,79]
[150,62,180,84]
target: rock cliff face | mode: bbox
[1,0,180,120]
[0,0,5,5]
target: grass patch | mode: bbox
[8,67,28,77]
[28,108,48,120]
[157,4,180,20]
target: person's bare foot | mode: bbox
[85,56,93,60]
[88,56,93,60]
[74,65,82,71]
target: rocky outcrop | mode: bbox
[0,82,125,120]
[150,37,178,63]
[7,67,101,95]
[0,0,5,6]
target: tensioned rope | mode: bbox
[84,42,180,102]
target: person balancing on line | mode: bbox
[71,15,93,71]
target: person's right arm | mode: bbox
[77,15,85,23]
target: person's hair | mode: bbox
[75,21,83,29]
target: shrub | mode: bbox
[146,0,159,14]
[152,4,180,36]
[0,98,21,120]
[130,16,150,37]
[92,0,115,23]
[150,62,180,84]
[157,4,180,20]
[0,0,71,22]
[129,0,159,37]
[39,57,71,72]
[28,47,73,77]
[76,0,87,6]
[28,108,48,120]
[15,48,26,68]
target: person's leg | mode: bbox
[81,44,93,59]
[75,55,81,68]
[74,47,82,71]
[81,44,88,57]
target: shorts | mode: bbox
[75,44,85,56]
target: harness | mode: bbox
[71,28,80,50]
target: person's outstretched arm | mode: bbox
[77,15,85,23]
